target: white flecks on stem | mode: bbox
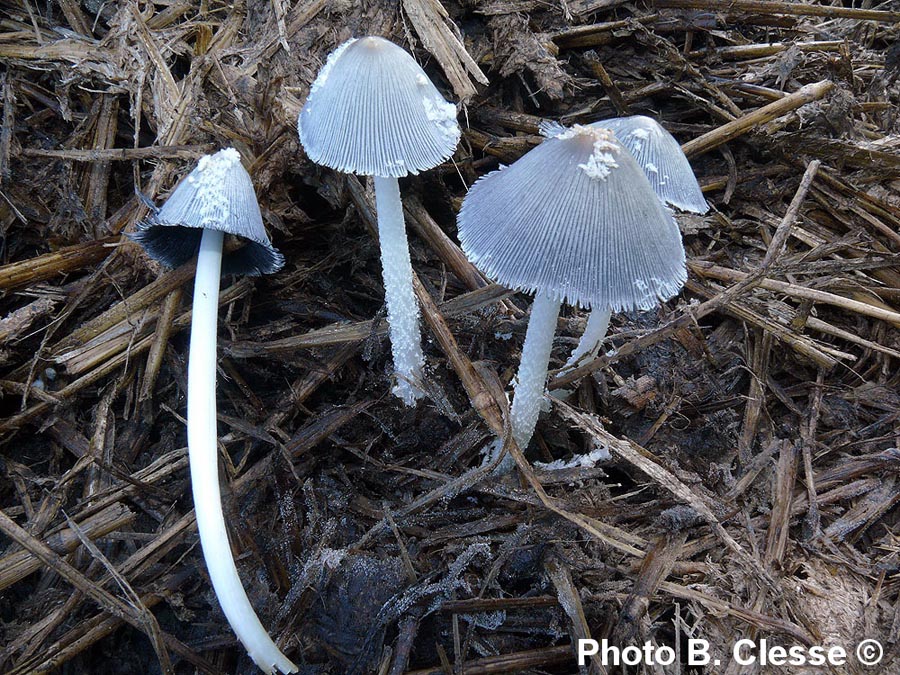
[505,292,562,470]
[188,228,298,675]
[535,442,610,470]
[373,175,425,405]
[563,308,611,372]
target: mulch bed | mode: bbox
[2,0,900,673]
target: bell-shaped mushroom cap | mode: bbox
[297,36,461,178]
[133,148,284,275]
[458,125,686,313]
[589,116,708,214]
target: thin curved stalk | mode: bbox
[504,292,562,470]
[374,175,425,405]
[563,308,611,372]
[188,228,298,675]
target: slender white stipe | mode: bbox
[563,307,611,372]
[188,229,297,675]
[134,149,291,674]
[507,292,562,465]
[374,175,425,404]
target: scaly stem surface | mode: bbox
[505,292,562,469]
[374,175,425,405]
[563,308,611,371]
[188,228,297,675]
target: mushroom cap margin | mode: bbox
[132,148,284,276]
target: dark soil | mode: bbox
[1,1,900,674]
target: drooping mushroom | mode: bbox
[297,36,461,405]
[133,148,296,674]
[457,125,686,468]
[560,116,708,369]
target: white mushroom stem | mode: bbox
[508,292,562,464]
[563,308,611,371]
[188,228,298,675]
[374,175,425,405]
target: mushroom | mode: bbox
[560,116,708,369]
[297,36,461,405]
[457,125,686,468]
[132,148,296,674]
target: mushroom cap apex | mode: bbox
[196,147,241,171]
[541,122,615,143]
[359,35,392,49]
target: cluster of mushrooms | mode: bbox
[132,35,707,675]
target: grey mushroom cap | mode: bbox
[589,116,709,214]
[458,125,686,312]
[132,148,284,276]
[297,36,461,178]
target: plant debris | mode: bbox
[1,1,899,673]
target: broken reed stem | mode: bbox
[551,14,659,49]
[404,645,573,675]
[0,507,176,672]
[614,532,686,640]
[736,161,821,458]
[655,0,900,22]
[545,558,598,670]
[21,145,212,161]
[689,41,843,60]
[0,281,249,433]
[803,315,900,360]
[681,80,834,157]
[138,288,182,401]
[683,279,844,369]
[412,276,507,437]
[401,0,488,101]
[56,262,196,352]
[0,72,13,184]
[225,284,508,357]
[689,262,900,328]
[585,52,630,115]
[0,237,117,291]
[404,196,489,293]
[761,160,820,268]
[440,587,811,645]
[0,503,134,592]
